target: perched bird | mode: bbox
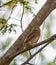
[24,26,40,56]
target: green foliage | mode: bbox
[19,0,38,13]
[0,0,38,35]
[2,0,38,11]
[0,18,17,34]
[2,0,19,8]
[0,23,17,34]
[19,0,31,12]
[19,0,23,4]
[24,1,31,12]
[8,24,17,33]
[7,0,19,8]
[0,18,7,30]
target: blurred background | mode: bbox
[0,0,56,65]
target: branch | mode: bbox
[21,35,56,65]
[0,0,12,7]
[22,43,49,65]
[21,33,56,65]
[7,7,14,22]
[20,3,24,32]
[9,34,56,58]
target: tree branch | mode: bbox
[21,34,56,65]
[22,43,49,65]
[9,34,56,58]
[0,0,12,7]
[20,3,24,32]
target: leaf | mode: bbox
[1,24,8,34]
[5,0,18,8]
[0,18,7,30]
[19,0,23,4]
[13,29,16,33]
[8,24,17,33]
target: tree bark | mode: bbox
[0,0,56,65]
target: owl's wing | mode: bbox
[24,30,36,43]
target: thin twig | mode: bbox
[20,3,24,32]
[21,34,56,65]
[22,43,49,65]
[0,0,12,7]
[7,7,14,21]
[0,0,17,22]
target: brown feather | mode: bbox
[24,30,37,43]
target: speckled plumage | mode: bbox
[24,26,40,46]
